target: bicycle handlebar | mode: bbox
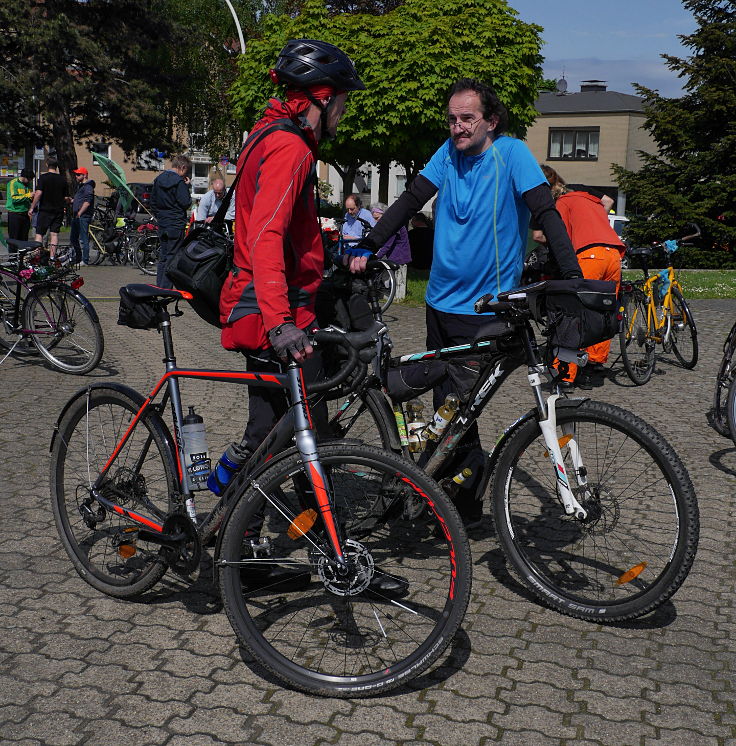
[307,322,385,394]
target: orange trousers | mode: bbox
[559,246,622,382]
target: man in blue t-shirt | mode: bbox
[345,78,581,524]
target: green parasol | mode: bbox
[91,153,146,214]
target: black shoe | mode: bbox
[577,374,594,390]
[367,571,409,599]
[558,380,575,393]
[240,564,311,592]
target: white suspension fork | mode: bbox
[537,394,588,520]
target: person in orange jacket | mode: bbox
[534,165,626,389]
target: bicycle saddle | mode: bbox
[627,247,653,257]
[7,239,42,251]
[122,283,193,303]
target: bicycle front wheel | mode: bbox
[492,400,698,622]
[669,287,698,369]
[619,289,655,385]
[712,323,736,436]
[376,266,397,313]
[25,284,104,374]
[50,387,178,598]
[218,443,471,697]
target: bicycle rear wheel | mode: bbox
[87,225,104,265]
[712,323,736,436]
[50,387,178,597]
[492,400,699,622]
[25,284,104,374]
[134,235,160,276]
[218,443,471,697]
[669,287,698,369]
[0,274,35,355]
[619,289,655,385]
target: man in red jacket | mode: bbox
[219,39,364,450]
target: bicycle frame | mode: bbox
[78,314,349,568]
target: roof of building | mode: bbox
[535,90,645,115]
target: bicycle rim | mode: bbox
[669,288,698,369]
[619,292,655,385]
[135,238,159,276]
[377,268,397,313]
[25,284,104,374]
[218,444,471,697]
[493,400,698,622]
[50,388,176,597]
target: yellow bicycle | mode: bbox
[619,229,700,385]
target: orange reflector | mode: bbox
[287,508,317,540]
[544,434,574,458]
[617,561,648,585]
[118,542,137,559]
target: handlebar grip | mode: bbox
[474,293,495,314]
[306,329,360,393]
[366,258,399,272]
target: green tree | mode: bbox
[0,0,186,189]
[230,0,545,198]
[612,0,736,249]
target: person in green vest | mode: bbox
[5,168,35,241]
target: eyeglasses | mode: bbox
[446,115,484,131]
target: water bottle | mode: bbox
[207,440,250,496]
[405,399,426,453]
[181,407,211,492]
[441,467,473,499]
[426,394,460,441]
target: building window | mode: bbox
[548,128,599,160]
[88,141,112,159]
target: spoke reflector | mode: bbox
[544,434,574,458]
[287,508,317,540]
[617,561,648,585]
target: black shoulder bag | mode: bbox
[166,120,313,328]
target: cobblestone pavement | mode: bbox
[1,264,734,745]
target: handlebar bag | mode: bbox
[533,278,619,350]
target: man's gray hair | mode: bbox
[171,154,192,173]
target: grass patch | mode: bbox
[401,268,736,305]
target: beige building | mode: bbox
[525,81,658,215]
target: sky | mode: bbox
[509,0,697,97]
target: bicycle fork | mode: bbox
[286,364,348,572]
[528,368,588,520]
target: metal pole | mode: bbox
[222,0,245,55]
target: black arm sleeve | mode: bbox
[359,174,438,251]
[523,184,582,279]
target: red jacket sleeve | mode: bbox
[245,136,315,332]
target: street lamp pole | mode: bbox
[222,0,245,55]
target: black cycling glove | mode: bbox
[268,323,311,361]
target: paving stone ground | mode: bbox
[1,263,734,745]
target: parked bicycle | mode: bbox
[0,239,104,374]
[49,284,471,697]
[322,218,397,313]
[618,228,700,385]
[711,319,736,437]
[317,261,699,623]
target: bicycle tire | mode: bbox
[377,266,397,313]
[50,387,178,598]
[87,225,104,265]
[134,235,160,276]
[24,284,104,374]
[669,287,698,369]
[491,399,699,622]
[323,387,397,451]
[218,443,472,697]
[712,323,736,437]
[619,289,655,385]
[0,274,36,356]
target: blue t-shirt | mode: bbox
[341,208,375,239]
[420,136,545,315]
